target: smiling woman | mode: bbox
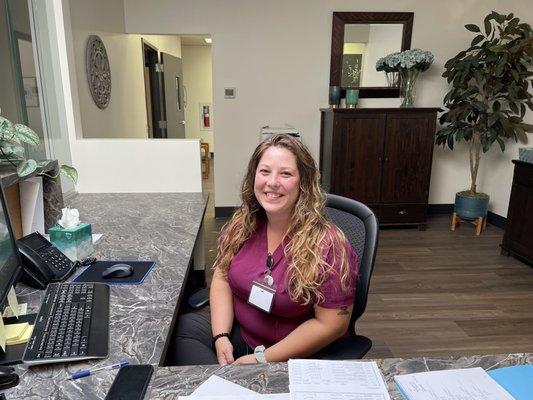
[168,134,360,366]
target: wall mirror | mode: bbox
[329,12,414,98]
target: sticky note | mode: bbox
[6,323,32,346]
[0,317,6,352]
[3,303,27,318]
[7,287,19,318]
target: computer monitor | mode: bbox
[0,182,23,309]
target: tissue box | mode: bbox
[49,222,94,261]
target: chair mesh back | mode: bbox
[325,208,366,261]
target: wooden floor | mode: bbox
[202,161,533,359]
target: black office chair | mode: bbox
[188,194,379,359]
[318,193,379,359]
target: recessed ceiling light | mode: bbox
[204,38,212,44]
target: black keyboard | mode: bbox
[23,283,110,365]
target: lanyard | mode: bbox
[266,252,274,273]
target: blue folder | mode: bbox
[396,364,532,400]
[488,364,533,400]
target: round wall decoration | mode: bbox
[85,35,111,109]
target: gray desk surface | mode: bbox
[150,353,532,399]
[5,193,531,399]
[8,192,208,399]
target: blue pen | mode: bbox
[69,360,129,380]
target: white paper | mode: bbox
[291,394,388,400]
[288,359,390,400]
[177,375,290,400]
[394,367,514,400]
[189,375,257,397]
[179,395,289,400]
[20,177,44,236]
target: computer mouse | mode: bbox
[101,263,134,279]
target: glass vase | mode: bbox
[385,71,399,87]
[399,68,420,107]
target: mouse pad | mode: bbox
[71,261,155,285]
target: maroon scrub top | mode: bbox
[227,219,359,349]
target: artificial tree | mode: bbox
[436,11,533,197]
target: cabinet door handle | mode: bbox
[399,210,407,215]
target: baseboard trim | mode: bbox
[215,206,237,219]
[215,204,507,228]
[427,204,454,214]
[427,203,506,229]
[487,211,506,229]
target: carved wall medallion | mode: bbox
[86,35,111,109]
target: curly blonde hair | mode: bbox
[214,134,352,305]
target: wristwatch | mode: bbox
[254,345,267,363]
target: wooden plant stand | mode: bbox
[451,212,487,236]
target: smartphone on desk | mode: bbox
[106,365,154,400]
[17,232,76,289]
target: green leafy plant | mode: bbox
[436,11,533,195]
[0,114,77,183]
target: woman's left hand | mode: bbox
[234,354,258,364]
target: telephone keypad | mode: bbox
[37,247,73,273]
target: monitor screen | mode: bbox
[0,184,22,309]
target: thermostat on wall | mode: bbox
[224,88,236,98]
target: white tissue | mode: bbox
[58,208,80,228]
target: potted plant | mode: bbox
[436,11,533,221]
[0,113,77,182]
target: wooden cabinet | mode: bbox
[320,108,439,228]
[501,160,533,264]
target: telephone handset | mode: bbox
[17,232,76,289]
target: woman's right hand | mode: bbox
[214,336,234,365]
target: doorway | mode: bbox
[142,39,163,138]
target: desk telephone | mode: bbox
[17,232,75,289]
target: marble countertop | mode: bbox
[8,192,208,399]
[150,353,533,399]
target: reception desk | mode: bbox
[8,192,208,399]
[5,193,531,399]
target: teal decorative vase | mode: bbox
[454,191,489,219]
[345,88,359,108]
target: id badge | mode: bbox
[248,276,276,313]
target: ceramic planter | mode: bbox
[454,191,489,219]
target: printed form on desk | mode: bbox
[394,367,515,400]
[288,359,391,400]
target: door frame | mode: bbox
[142,39,166,138]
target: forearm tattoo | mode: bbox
[337,306,350,316]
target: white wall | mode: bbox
[182,45,213,150]
[69,0,181,139]
[120,0,532,216]
[74,139,202,192]
[56,0,203,193]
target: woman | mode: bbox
[170,134,358,365]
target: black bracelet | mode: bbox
[212,332,230,345]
